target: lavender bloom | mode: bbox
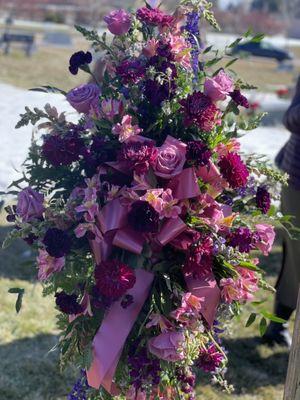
[185,11,201,79]
[68,370,89,400]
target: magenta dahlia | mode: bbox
[196,344,224,372]
[183,235,213,278]
[95,260,136,299]
[180,92,220,132]
[116,60,145,84]
[218,152,249,189]
[118,141,158,175]
[136,7,174,27]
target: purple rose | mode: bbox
[204,70,234,102]
[153,135,186,179]
[104,9,131,36]
[16,187,45,222]
[148,331,185,362]
[66,84,101,115]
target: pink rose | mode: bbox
[17,187,45,222]
[67,84,101,115]
[104,9,131,36]
[154,135,186,179]
[37,249,65,281]
[148,331,185,362]
[204,70,234,102]
[255,224,275,256]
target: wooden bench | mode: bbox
[0,33,35,57]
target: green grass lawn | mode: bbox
[0,223,290,400]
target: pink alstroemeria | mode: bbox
[167,33,191,70]
[215,139,241,158]
[76,200,99,222]
[143,38,159,58]
[101,99,124,121]
[220,267,259,303]
[112,115,142,142]
[170,292,203,324]
[160,189,182,219]
[141,189,164,213]
[37,249,65,281]
[74,223,103,243]
[146,313,174,331]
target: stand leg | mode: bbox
[284,288,300,400]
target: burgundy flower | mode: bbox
[55,291,83,315]
[116,60,145,84]
[229,227,254,253]
[128,200,159,233]
[196,344,224,372]
[186,141,212,167]
[136,7,174,27]
[256,186,271,214]
[230,89,249,108]
[43,228,71,258]
[42,133,85,167]
[218,152,249,189]
[94,260,136,299]
[69,51,92,75]
[183,235,213,278]
[180,92,220,132]
[118,141,158,174]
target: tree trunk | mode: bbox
[284,288,300,400]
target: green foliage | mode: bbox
[8,287,25,313]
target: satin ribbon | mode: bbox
[185,273,221,327]
[87,269,154,391]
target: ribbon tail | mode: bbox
[185,273,221,327]
[87,269,154,392]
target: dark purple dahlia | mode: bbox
[229,227,254,253]
[55,291,83,315]
[186,141,212,167]
[128,200,159,233]
[218,152,249,189]
[256,186,271,214]
[180,92,219,132]
[42,133,85,167]
[118,141,158,175]
[196,344,224,373]
[116,60,145,84]
[69,51,92,75]
[230,89,249,109]
[43,228,71,258]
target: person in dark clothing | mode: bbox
[263,77,300,347]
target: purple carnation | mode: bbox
[230,89,249,108]
[218,152,249,189]
[196,344,224,373]
[55,291,83,315]
[69,51,92,75]
[118,141,158,175]
[186,141,212,167]
[42,133,85,167]
[43,228,71,258]
[128,200,159,233]
[256,186,271,214]
[180,92,219,132]
[229,227,254,253]
[116,60,145,84]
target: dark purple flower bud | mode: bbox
[186,141,212,167]
[55,291,83,315]
[256,186,271,214]
[230,89,249,108]
[121,294,134,309]
[43,228,71,258]
[69,51,92,75]
[128,200,159,233]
